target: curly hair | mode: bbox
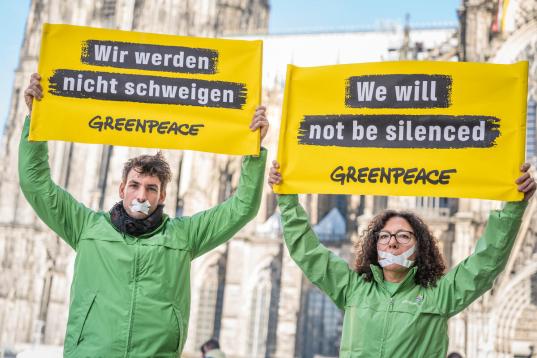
[122,151,171,190]
[353,210,446,288]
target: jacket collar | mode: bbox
[137,214,169,238]
[105,211,170,239]
[370,264,418,294]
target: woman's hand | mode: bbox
[268,160,282,190]
[516,163,536,201]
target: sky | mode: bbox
[0,0,460,134]
[0,0,31,133]
[269,0,460,33]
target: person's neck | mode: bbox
[383,269,409,283]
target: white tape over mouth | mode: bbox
[130,199,151,215]
[378,245,416,268]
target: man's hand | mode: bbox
[268,160,282,190]
[24,73,43,114]
[249,105,269,145]
[516,163,536,201]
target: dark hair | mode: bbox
[200,338,220,354]
[122,151,171,189]
[353,210,446,288]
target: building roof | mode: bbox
[314,207,346,242]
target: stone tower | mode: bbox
[0,0,269,351]
[451,1,537,356]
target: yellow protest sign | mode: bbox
[275,61,528,201]
[30,24,262,155]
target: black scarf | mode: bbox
[110,201,164,237]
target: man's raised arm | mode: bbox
[19,73,93,250]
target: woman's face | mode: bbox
[376,216,417,273]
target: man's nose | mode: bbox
[136,190,147,201]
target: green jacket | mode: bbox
[278,194,526,358]
[18,117,267,358]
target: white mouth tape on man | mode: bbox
[378,245,416,268]
[130,199,151,215]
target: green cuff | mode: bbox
[277,194,299,208]
[23,115,31,134]
[502,201,528,217]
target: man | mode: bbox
[200,338,225,358]
[20,73,268,357]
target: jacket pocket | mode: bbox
[416,305,447,334]
[340,303,382,353]
[172,306,187,353]
[65,292,97,352]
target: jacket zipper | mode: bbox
[379,297,394,358]
[124,238,140,358]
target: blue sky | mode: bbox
[269,0,460,33]
[0,0,460,133]
[1,0,31,133]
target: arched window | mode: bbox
[195,260,225,346]
[247,278,271,357]
[299,286,342,358]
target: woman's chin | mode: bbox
[382,264,410,273]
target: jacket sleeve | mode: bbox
[186,148,267,258]
[18,116,93,250]
[278,194,353,309]
[435,201,527,317]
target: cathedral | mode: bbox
[0,1,535,357]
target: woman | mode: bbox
[268,161,535,358]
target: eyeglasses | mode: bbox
[377,230,415,245]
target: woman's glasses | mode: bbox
[377,230,415,245]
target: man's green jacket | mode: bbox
[278,194,526,358]
[19,117,267,357]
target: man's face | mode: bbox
[119,168,166,219]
